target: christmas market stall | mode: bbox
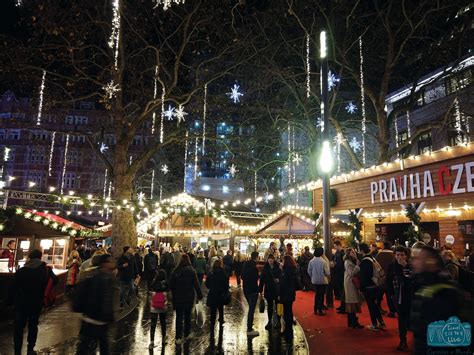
[0,208,96,310]
[312,143,474,257]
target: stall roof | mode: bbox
[256,212,315,236]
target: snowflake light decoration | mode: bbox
[175,105,188,123]
[228,164,239,178]
[292,153,302,166]
[328,71,340,91]
[153,0,185,10]
[161,164,169,175]
[349,137,361,153]
[316,117,324,130]
[100,143,109,153]
[226,84,244,104]
[345,101,357,114]
[163,105,176,121]
[104,80,120,99]
[137,192,146,202]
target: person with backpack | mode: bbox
[205,259,230,331]
[259,254,282,330]
[308,247,330,316]
[359,243,386,331]
[143,247,159,291]
[74,254,119,355]
[169,254,203,345]
[410,246,464,354]
[13,249,58,355]
[375,241,396,317]
[149,268,168,350]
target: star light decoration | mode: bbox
[163,105,176,121]
[328,71,340,91]
[104,80,120,100]
[226,84,244,104]
[292,153,302,166]
[228,164,239,178]
[100,143,109,153]
[349,137,362,153]
[345,101,357,114]
[161,164,169,175]
[175,105,188,123]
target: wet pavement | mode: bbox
[0,285,308,354]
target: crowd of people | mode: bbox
[9,240,473,354]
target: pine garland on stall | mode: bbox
[347,210,362,249]
[404,204,422,246]
[312,212,324,249]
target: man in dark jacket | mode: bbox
[13,249,58,355]
[242,251,260,337]
[259,254,282,330]
[332,241,345,310]
[376,241,396,317]
[160,247,176,279]
[117,246,138,307]
[75,254,119,355]
[143,248,159,291]
[386,246,413,351]
[410,246,464,355]
[223,250,233,277]
[359,243,385,331]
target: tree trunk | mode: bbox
[111,143,137,256]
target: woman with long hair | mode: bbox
[169,254,203,345]
[233,251,245,287]
[205,259,230,330]
[279,254,298,342]
[343,248,363,329]
[193,250,207,286]
[66,250,82,293]
[259,254,282,330]
[149,268,168,349]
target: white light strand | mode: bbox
[202,83,207,153]
[0,147,10,178]
[394,117,400,158]
[287,123,292,186]
[306,34,311,98]
[36,70,46,126]
[159,185,163,202]
[108,0,121,71]
[359,36,367,166]
[151,66,158,134]
[292,126,296,185]
[106,181,112,219]
[454,97,468,145]
[407,110,412,143]
[103,169,108,200]
[183,131,188,192]
[194,137,199,180]
[254,171,257,208]
[60,134,70,194]
[153,0,185,11]
[335,133,343,173]
[160,87,165,143]
[150,170,155,199]
[48,131,56,176]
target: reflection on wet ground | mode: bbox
[0,285,308,354]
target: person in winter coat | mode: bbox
[1,239,16,272]
[308,247,330,315]
[241,251,260,337]
[386,246,413,351]
[148,268,168,350]
[343,248,363,329]
[280,255,298,342]
[78,249,106,282]
[193,251,207,286]
[375,241,396,317]
[13,249,58,355]
[134,248,143,278]
[75,254,119,355]
[442,250,461,281]
[205,259,230,330]
[259,254,283,330]
[117,246,138,307]
[298,246,314,291]
[359,243,385,331]
[233,251,245,287]
[264,242,280,262]
[143,248,159,291]
[66,250,82,293]
[223,250,233,277]
[160,247,176,279]
[410,246,463,354]
[169,254,203,345]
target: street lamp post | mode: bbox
[319,30,333,258]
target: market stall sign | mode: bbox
[79,230,103,238]
[370,162,474,204]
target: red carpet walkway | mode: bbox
[292,290,413,355]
